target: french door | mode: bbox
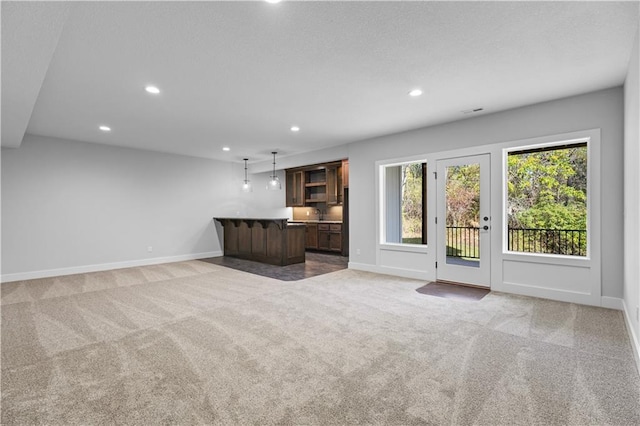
[436,154,491,287]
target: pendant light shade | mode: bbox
[242,158,252,192]
[267,151,281,190]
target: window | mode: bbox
[383,161,427,245]
[506,141,588,256]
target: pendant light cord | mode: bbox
[271,152,277,179]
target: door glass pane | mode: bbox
[445,164,480,267]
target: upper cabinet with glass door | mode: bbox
[285,170,305,207]
[285,160,348,207]
[326,163,343,205]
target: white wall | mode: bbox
[250,145,350,174]
[1,134,239,281]
[623,28,640,362]
[214,163,290,219]
[347,87,624,300]
[234,170,291,219]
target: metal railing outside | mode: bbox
[446,227,587,258]
[507,228,586,256]
[446,226,480,259]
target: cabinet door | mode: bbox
[329,233,342,252]
[342,160,349,188]
[318,231,330,250]
[326,165,342,205]
[306,224,318,249]
[286,171,304,207]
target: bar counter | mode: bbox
[213,218,305,266]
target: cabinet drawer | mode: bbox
[318,224,330,231]
[329,224,342,231]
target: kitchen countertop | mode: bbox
[214,217,305,228]
[288,220,342,224]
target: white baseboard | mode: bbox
[600,296,624,310]
[348,262,431,281]
[0,251,223,283]
[497,280,601,307]
[622,299,640,374]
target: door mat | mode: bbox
[416,281,490,301]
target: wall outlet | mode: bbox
[356,248,361,255]
[147,246,153,253]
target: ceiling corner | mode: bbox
[1,1,71,148]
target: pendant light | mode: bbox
[267,151,281,190]
[242,158,252,192]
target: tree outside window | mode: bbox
[507,142,588,256]
[401,163,425,244]
[384,162,427,245]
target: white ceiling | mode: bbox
[1,1,70,149]
[3,1,639,163]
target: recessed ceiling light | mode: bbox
[265,0,282,3]
[99,125,111,132]
[145,85,160,94]
[290,126,300,132]
[409,89,423,97]
[222,147,231,152]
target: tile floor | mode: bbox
[199,251,348,281]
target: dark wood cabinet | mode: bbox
[285,159,348,256]
[329,233,342,252]
[286,170,304,207]
[287,227,306,260]
[286,160,347,207]
[318,224,329,250]
[306,223,318,249]
[214,218,305,266]
[326,164,343,205]
[317,231,330,250]
[317,223,342,252]
[304,168,327,204]
[329,224,342,252]
[342,159,349,188]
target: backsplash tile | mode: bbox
[292,205,343,222]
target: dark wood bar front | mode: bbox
[214,218,305,266]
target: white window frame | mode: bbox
[502,137,592,260]
[377,155,429,252]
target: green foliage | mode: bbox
[402,237,422,244]
[516,204,586,230]
[507,145,587,255]
[445,164,480,226]
[401,163,424,242]
[508,146,587,230]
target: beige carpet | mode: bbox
[1,260,639,425]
